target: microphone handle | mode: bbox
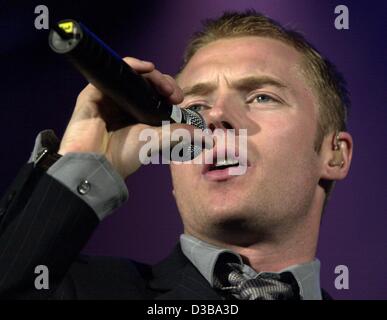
[49,19,173,126]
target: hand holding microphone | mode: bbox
[49,20,206,179]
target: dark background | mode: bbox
[0,0,386,299]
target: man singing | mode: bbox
[0,10,352,300]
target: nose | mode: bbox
[208,120,233,132]
[204,94,242,133]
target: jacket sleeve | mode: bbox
[0,163,99,299]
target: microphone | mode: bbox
[48,19,206,159]
[48,20,205,128]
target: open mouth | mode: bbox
[200,145,250,180]
[208,158,240,171]
[202,155,251,181]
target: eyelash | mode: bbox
[248,93,280,104]
[186,93,281,112]
[187,104,209,113]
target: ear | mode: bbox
[172,188,176,198]
[320,131,353,181]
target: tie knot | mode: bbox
[214,262,300,300]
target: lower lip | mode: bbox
[203,166,249,182]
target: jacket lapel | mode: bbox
[149,244,222,300]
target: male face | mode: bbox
[170,36,324,244]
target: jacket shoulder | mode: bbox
[63,255,153,299]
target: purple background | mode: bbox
[1,0,386,299]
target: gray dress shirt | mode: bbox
[180,234,322,300]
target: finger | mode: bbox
[77,83,104,103]
[143,69,174,97]
[72,84,106,120]
[123,57,155,73]
[123,58,182,103]
[163,74,184,104]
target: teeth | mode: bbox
[215,159,239,167]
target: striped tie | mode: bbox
[214,262,300,300]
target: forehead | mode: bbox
[178,36,306,89]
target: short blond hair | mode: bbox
[179,10,349,152]
[180,10,350,151]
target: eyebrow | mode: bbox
[182,76,287,97]
[182,82,217,97]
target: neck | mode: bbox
[186,188,324,273]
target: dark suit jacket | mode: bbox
[0,163,332,300]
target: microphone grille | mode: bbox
[173,108,206,161]
[181,108,207,130]
[186,144,202,161]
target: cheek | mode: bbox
[254,111,318,164]
[170,163,194,190]
[169,164,201,220]
[170,164,183,183]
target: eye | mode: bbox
[251,94,279,104]
[187,104,208,113]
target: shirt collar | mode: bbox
[180,234,322,300]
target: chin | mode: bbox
[205,203,251,225]
[205,215,267,246]
[201,202,282,236]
